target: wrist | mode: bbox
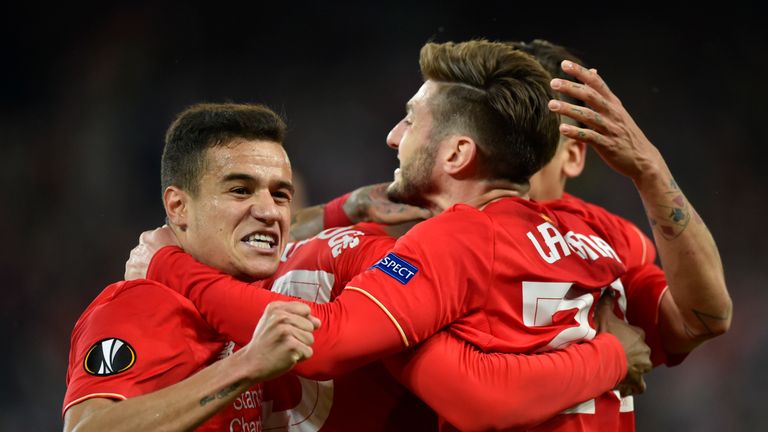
[228,347,262,385]
[323,192,353,229]
[630,153,669,190]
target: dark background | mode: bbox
[3,2,766,430]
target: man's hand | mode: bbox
[344,183,432,225]
[548,60,664,184]
[595,294,652,397]
[240,301,322,381]
[124,225,179,280]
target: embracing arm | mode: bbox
[289,184,431,241]
[385,295,650,431]
[386,333,627,431]
[147,247,405,380]
[551,60,732,355]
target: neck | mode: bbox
[428,178,529,213]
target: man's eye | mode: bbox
[404,118,413,126]
[273,191,292,203]
[230,187,249,195]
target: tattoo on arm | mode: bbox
[650,178,691,240]
[199,382,243,407]
[683,309,732,339]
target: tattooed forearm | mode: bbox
[199,382,243,407]
[649,178,692,240]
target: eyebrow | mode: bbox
[222,173,295,194]
[405,101,413,114]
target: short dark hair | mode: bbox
[161,102,287,195]
[508,39,588,123]
[419,40,559,184]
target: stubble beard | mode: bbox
[386,142,437,208]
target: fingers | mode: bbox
[558,60,614,100]
[263,301,320,337]
[551,77,611,117]
[291,343,314,363]
[260,301,321,352]
[618,375,647,397]
[548,98,610,136]
[558,124,608,149]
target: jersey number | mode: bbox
[521,279,633,414]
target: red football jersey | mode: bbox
[255,223,436,431]
[63,280,263,432]
[550,194,680,368]
[146,196,656,431]
[341,198,637,431]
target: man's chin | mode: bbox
[386,181,413,205]
[234,260,280,281]
[385,182,402,202]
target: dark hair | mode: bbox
[508,39,588,121]
[419,40,559,184]
[161,102,286,195]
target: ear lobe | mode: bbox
[444,136,477,177]
[562,139,586,178]
[163,186,189,230]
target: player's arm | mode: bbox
[147,246,405,380]
[137,215,480,379]
[64,301,318,432]
[386,296,650,430]
[551,61,732,354]
[289,184,431,241]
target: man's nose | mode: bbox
[386,122,403,150]
[250,191,281,223]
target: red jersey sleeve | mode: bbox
[63,280,219,415]
[339,209,493,348]
[385,331,627,431]
[622,264,689,366]
[329,225,397,299]
[148,246,405,380]
[148,246,281,347]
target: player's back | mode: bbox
[461,198,636,431]
[349,197,632,431]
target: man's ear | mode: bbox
[443,136,478,178]
[562,138,586,178]
[163,186,189,231]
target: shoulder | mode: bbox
[390,204,499,265]
[92,279,192,311]
[72,279,198,337]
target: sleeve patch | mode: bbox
[84,338,136,376]
[371,252,418,285]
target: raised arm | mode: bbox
[549,60,732,354]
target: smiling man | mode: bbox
[136,41,659,431]
[62,103,320,432]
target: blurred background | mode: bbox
[3,1,766,430]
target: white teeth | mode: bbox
[243,233,276,249]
